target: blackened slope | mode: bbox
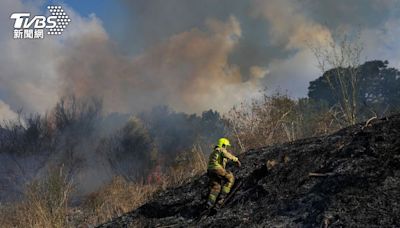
[99,115,400,227]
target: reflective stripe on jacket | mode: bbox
[208,146,238,170]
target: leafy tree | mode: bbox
[308,60,400,120]
[357,60,400,117]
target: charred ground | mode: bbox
[100,115,400,227]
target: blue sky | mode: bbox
[64,0,109,16]
[61,0,129,46]
[35,0,113,19]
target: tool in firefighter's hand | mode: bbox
[236,160,241,167]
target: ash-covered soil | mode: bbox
[99,115,400,227]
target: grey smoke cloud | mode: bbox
[0,100,18,121]
[59,16,264,113]
[0,0,61,116]
[114,0,400,97]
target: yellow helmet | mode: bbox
[217,138,231,148]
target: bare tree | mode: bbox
[225,93,298,150]
[310,32,363,125]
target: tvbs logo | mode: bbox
[10,5,71,39]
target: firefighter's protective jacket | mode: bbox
[208,146,238,170]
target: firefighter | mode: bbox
[206,138,241,208]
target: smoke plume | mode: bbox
[0,100,18,121]
[58,16,264,113]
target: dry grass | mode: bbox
[78,176,158,226]
[225,93,343,151]
[79,145,208,226]
[0,145,208,227]
[0,167,73,228]
[164,145,207,186]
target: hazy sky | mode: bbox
[1,0,399,119]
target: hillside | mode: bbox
[99,115,400,227]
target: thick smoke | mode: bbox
[59,16,264,113]
[0,100,18,121]
[249,0,333,95]
[251,0,332,49]
[0,0,61,115]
